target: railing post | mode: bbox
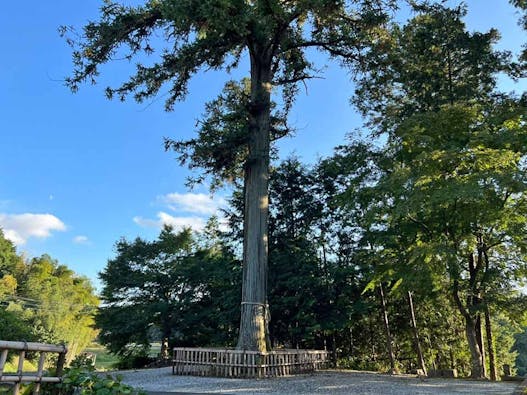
[0,349,7,381]
[56,345,67,378]
[13,349,26,395]
[34,351,47,395]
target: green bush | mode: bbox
[38,356,145,395]
[337,357,390,372]
[115,354,154,370]
[56,368,146,395]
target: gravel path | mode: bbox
[116,367,520,394]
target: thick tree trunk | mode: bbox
[475,314,487,377]
[453,279,486,379]
[237,51,272,352]
[407,291,427,375]
[485,306,497,380]
[465,316,486,379]
[379,283,397,374]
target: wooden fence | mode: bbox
[0,340,67,395]
[173,347,329,378]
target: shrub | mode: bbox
[115,354,155,370]
[56,368,146,395]
[38,355,145,395]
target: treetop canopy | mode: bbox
[62,0,396,110]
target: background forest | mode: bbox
[0,0,526,380]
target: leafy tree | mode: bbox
[510,0,527,62]
[97,225,240,357]
[492,313,520,376]
[321,4,527,378]
[513,327,527,376]
[267,158,324,348]
[336,102,527,378]
[0,230,98,362]
[223,157,372,358]
[0,270,34,344]
[0,229,23,277]
[0,307,34,342]
[98,226,192,356]
[63,0,397,351]
[354,3,512,136]
[18,255,100,363]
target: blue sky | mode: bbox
[0,1,525,290]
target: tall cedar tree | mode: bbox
[63,0,396,351]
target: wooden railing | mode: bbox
[0,340,67,395]
[173,347,329,378]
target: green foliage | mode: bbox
[354,3,512,135]
[22,354,140,393]
[337,355,387,372]
[0,308,34,342]
[0,231,99,363]
[63,0,398,188]
[509,0,527,62]
[18,255,99,362]
[97,225,241,357]
[0,228,23,277]
[63,0,396,108]
[267,158,325,347]
[113,353,154,370]
[219,157,379,352]
[53,362,146,395]
[513,327,527,376]
[493,313,520,375]
[322,3,527,377]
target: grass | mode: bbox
[3,357,37,373]
[83,342,162,371]
[1,357,39,393]
[149,342,161,358]
[84,343,120,371]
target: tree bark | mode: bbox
[407,291,427,375]
[237,49,272,352]
[475,313,487,378]
[465,316,486,379]
[379,283,397,374]
[485,305,498,380]
[453,279,486,379]
[482,248,497,380]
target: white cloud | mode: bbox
[133,212,206,232]
[73,235,90,245]
[134,192,229,234]
[0,213,66,245]
[159,192,226,215]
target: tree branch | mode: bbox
[453,279,471,320]
[406,214,432,236]
[273,74,323,85]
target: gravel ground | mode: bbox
[116,367,520,394]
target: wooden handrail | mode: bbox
[0,340,67,395]
[0,341,66,353]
